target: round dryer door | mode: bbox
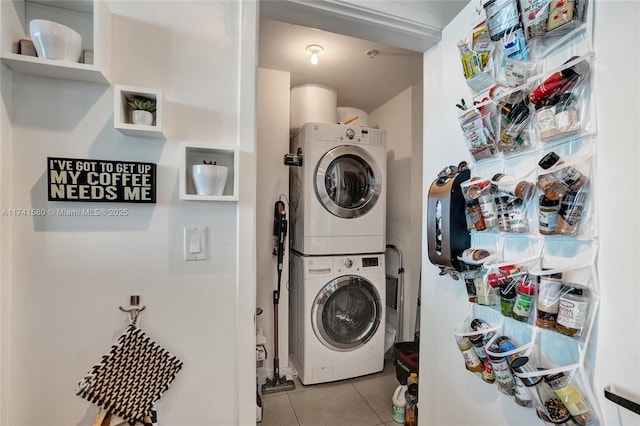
[315,145,381,218]
[312,275,382,351]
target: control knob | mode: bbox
[345,128,356,140]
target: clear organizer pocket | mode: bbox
[493,86,535,155]
[501,57,542,88]
[544,0,589,38]
[494,26,543,87]
[483,320,536,398]
[517,0,588,42]
[458,21,496,94]
[529,262,599,341]
[536,149,593,237]
[457,100,499,162]
[482,259,539,323]
[511,360,600,426]
[453,304,503,380]
[460,176,503,232]
[530,53,595,143]
[490,170,537,233]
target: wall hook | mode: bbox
[119,295,146,325]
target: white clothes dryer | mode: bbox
[289,252,386,385]
[289,122,386,255]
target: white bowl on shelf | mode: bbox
[192,164,228,196]
[29,19,82,62]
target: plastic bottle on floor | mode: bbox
[405,373,419,426]
[392,379,407,423]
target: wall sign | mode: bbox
[47,157,156,203]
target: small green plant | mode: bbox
[128,98,156,112]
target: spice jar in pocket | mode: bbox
[557,191,588,235]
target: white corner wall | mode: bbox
[0,1,258,425]
[369,86,423,342]
[256,67,292,381]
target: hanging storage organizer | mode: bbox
[439,1,603,424]
[76,296,183,425]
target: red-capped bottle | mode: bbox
[529,58,589,105]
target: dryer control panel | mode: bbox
[296,122,385,147]
[302,253,385,276]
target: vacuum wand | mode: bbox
[262,200,296,395]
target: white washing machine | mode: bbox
[289,252,386,385]
[289,122,386,255]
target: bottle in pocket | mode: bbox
[556,286,589,336]
[489,348,516,396]
[555,93,580,133]
[478,194,499,227]
[536,274,564,329]
[510,356,571,424]
[546,372,596,425]
[461,248,492,262]
[539,195,560,235]
[537,174,569,201]
[467,198,487,231]
[492,173,535,200]
[535,101,559,140]
[499,281,517,317]
[512,279,537,322]
[455,336,483,372]
[462,272,479,303]
[507,198,529,232]
[495,196,512,231]
[538,151,588,191]
[557,191,587,235]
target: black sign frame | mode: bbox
[47,157,157,203]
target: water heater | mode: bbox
[426,163,471,275]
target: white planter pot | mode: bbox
[132,110,153,125]
[192,164,228,196]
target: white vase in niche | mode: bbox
[192,162,228,196]
[131,110,154,126]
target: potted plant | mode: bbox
[128,97,156,126]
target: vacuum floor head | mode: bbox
[261,375,296,395]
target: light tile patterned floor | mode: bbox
[260,358,400,426]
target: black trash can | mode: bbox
[394,341,419,383]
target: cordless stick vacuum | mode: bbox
[262,200,296,395]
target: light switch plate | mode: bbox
[184,226,207,261]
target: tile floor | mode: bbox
[259,358,400,426]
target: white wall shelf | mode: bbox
[180,142,239,201]
[0,0,111,84]
[114,85,166,139]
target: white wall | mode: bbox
[421,1,640,425]
[0,45,14,423]
[256,67,292,381]
[369,86,423,341]
[0,1,257,425]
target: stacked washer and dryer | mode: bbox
[287,117,388,385]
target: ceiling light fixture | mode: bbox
[306,44,324,65]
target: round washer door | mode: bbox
[312,275,382,351]
[315,145,381,218]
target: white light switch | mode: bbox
[184,226,207,261]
